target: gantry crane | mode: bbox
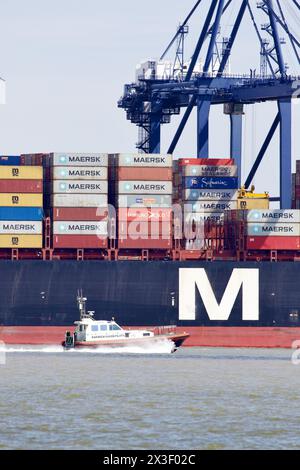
[118,0,300,208]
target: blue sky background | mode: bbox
[0,0,299,199]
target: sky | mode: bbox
[0,0,299,198]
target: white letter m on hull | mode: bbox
[179,268,259,321]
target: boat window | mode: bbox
[100,325,107,331]
[109,324,121,331]
[91,325,99,332]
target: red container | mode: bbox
[0,179,43,193]
[118,220,172,238]
[117,167,172,181]
[118,238,172,249]
[246,236,300,251]
[295,186,300,199]
[179,158,235,166]
[53,235,108,249]
[118,208,172,222]
[53,207,109,221]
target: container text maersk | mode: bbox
[179,268,259,321]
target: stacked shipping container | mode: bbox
[50,153,109,249]
[174,158,238,250]
[110,154,173,249]
[0,156,44,248]
[246,209,300,250]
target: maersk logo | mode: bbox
[179,268,259,321]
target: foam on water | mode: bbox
[4,338,175,355]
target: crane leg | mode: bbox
[149,113,161,154]
[278,98,292,209]
[197,98,211,158]
[230,113,243,186]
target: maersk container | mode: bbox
[0,234,43,248]
[51,194,108,208]
[53,235,107,249]
[118,238,172,249]
[182,165,238,177]
[117,181,172,195]
[247,210,300,224]
[52,180,108,194]
[0,194,43,207]
[53,221,108,236]
[52,207,108,221]
[183,189,238,201]
[118,208,172,222]
[0,180,43,193]
[117,195,172,208]
[117,167,172,181]
[189,200,238,212]
[184,212,225,223]
[184,176,238,190]
[52,166,108,181]
[0,221,43,235]
[247,223,300,237]
[114,154,172,168]
[246,236,300,250]
[0,207,44,221]
[179,158,234,167]
[51,153,108,167]
[118,220,171,238]
[0,166,43,180]
[0,156,21,166]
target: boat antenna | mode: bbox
[77,289,87,320]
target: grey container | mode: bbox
[51,153,108,167]
[52,166,108,180]
[53,180,108,194]
[183,189,238,201]
[117,181,172,195]
[182,165,238,177]
[117,195,172,208]
[112,153,173,168]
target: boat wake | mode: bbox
[4,338,175,355]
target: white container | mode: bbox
[118,195,172,208]
[53,221,108,236]
[52,166,108,180]
[184,212,225,223]
[187,200,238,212]
[247,210,300,224]
[51,153,108,167]
[53,181,108,194]
[183,189,238,201]
[0,221,42,234]
[118,181,172,195]
[182,165,238,177]
[114,153,173,168]
[247,223,300,237]
[52,194,108,208]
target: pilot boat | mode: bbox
[62,291,190,351]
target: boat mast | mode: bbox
[77,289,87,320]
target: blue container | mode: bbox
[184,176,238,190]
[0,156,21,166]
[0,207,44,221]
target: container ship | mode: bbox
[0,153,300,348]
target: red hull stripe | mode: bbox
[1,326,300,348]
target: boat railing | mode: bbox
[153,325,177,336]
